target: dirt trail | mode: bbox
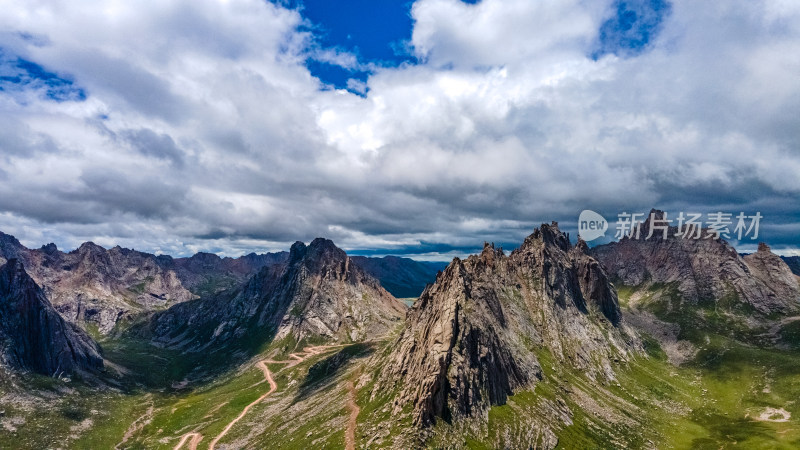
[346,380,360,450]
[174,345,341,450]
[173,432,202,450]
[206,365,278,450]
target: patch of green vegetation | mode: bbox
[192,275,237,298]
[633,282,766,345]
[640,331,669,360]
[613,283,636,307]
[600,281,800,449]
[128,276,155,295]
[99,337,204,389]
[83,321,103,341]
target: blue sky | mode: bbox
[295,0,672,92]
[0,49,86,102]
[0,0,798,260]
[593,0,672,59]
[290,0,416,91]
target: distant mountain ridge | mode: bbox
[350,255,447,298]
[159,250,289,297]
[783,255,800,277]
[0,231,293,334]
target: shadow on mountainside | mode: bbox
[296,342,375,400]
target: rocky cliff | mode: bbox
[381,223,637,427]
[591,210,800,315]
[150,238,406,352]
[0,259,103,376]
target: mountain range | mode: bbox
[0,214,798,449]
[0,231,440,336]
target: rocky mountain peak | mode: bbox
[151,237,405,351]
[190,251,222,263]
[635,208,668,239]
[742,243,800,306]
[0,231,21,246]
[288,240,308,263]
[305,237,346,263]
[575,237,590,254]
[381,224,636,427]
[288,238,351,278]
[524,221,571,251]
[40,242,59,254]
[76,241,105,255]
[0,231,25,261]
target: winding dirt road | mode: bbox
[173,432,202,450]
[173,345,340,450]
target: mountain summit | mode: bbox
[150,238,406,351]
[381,223,638,427]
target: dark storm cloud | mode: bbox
[74,169,190,219]
[61,49,191,123]
[0,117,59,158]
[120,128,185,166]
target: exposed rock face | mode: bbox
[350,256,447,298]
[0,231,286,334]
[591,210,800,315]
[0,259,103,376]
[150,238,406,351]
[382,223,636,427]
